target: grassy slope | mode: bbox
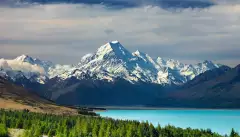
[0,77,78,115]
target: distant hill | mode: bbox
[153,65,240,108]
[0,76,77,114]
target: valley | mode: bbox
[1,0,240,136]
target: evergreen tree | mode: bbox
[98,120,106,137]
[230,128,239,137]
[0,124,8,137]
[126,124,133,137]
[33,126,41,137]
[104,122,112,137]
[92,122,99,137]
[137,123,144,137]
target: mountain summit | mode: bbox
[96,41,132,60]
[14,54,53,71]
[14,54,34,63]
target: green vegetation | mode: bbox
[0,124,8,137]
[0,109,239,137]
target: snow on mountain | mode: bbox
[0,57,45,74]
[57,41,221,85]
[194,60,220,74]
[57,41,169,84]
[0,41,222,85]
[14,54,53,71]
[48,64,75,79]
[0,55,55,84]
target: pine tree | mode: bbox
[48,128,55,137]
[230,128,239,137]
[126,124,133,137]
[98,120,106,137]
[92,123,99,137]
[137,123,144,137]
[16,119,23,129]
[104,122,112,137]
[82,120,91,136]
[0,123,8,137]
[33,126,41,137]
[156,124,162,137]
[149,123,158,137]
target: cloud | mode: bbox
[0,3,239,66]
[0,59,45,74]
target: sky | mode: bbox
[0,0,239,67]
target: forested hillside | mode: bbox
[0,109,239,137]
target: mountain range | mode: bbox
[0,41,221,85]
[0,41,239,108]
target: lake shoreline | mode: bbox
[96,109,240,135]
[96,106,240,111]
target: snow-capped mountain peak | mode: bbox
[202,60,217,67]
[56,41,222,84]
[166,59,184,69]
[96,41,132,60]
[14,54,53,69]
[15,54,34,63]
[156,57,166,66]
[132,50,141,56]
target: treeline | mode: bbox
[0,109,239,137]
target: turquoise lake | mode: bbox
[97,110,240,135]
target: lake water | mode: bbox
[97,110,240,135]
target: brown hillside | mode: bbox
[0,76,77,115]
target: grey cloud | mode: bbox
[104,29,115,34]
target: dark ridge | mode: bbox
[235,64,240,72]
[181,65,231,89]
